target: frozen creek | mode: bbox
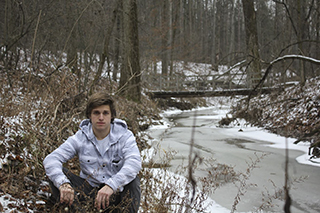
[148,106,320,213]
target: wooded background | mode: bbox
[1,0,319,102]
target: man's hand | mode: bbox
[95,185,114,210]
[59,183,74,206]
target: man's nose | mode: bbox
[98,113,104,119]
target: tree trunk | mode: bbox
[211,0,218,70]
[316,0,320,76]
[179,0,184,58]
[66,0,78,74]
[297,0,306,84]
[228,0,236,66]
[112,14,121,82]
[119,0,141,103]
[242,0,262,88]
[89,0,119,95]
[161,0,169,77]
[168,0,174,76]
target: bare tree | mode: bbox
[65,0,78,74]
[118,0,141,103]
[228,0,237,66]
[90,0,120,95]
[210,0,218,70]
[242,0,262,88]
[112,12,122,82]
[160,0,169,77]
[1,0,319,94]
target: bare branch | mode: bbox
[248,55,320,102]
[272,0,298,37]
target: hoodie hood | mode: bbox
[79,118,129,143]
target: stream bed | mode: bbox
[148,106,320,213]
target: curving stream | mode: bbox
[148,106,320,213]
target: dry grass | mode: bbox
[0,57,161,212]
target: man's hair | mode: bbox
[86,92,116,122]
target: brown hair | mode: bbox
[86,92,116,122]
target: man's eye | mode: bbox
[93,111,100,115]
[103,111,109,115]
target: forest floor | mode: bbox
[0,68,319,212]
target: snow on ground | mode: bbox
[221,124,320,167]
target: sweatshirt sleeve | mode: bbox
[105,131,142,191]
[43,135,78,188]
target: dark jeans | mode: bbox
[49,168,141,213]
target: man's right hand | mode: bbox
[59,183,74,206]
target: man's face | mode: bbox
[89,105,112,135]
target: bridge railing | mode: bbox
[142,70,282,92]
[143,73,275,92]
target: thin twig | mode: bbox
[51,102,62,125]
[188,110,198,208]
[284,100,291,213]
[56,111,82,136]
[27,10,42,93]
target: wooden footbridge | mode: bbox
[143,73,284,98]
[147,87,280,98]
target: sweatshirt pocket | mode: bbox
[79,155,98,175]
[111,153,124,172]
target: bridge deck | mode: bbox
[147,87,282,98]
